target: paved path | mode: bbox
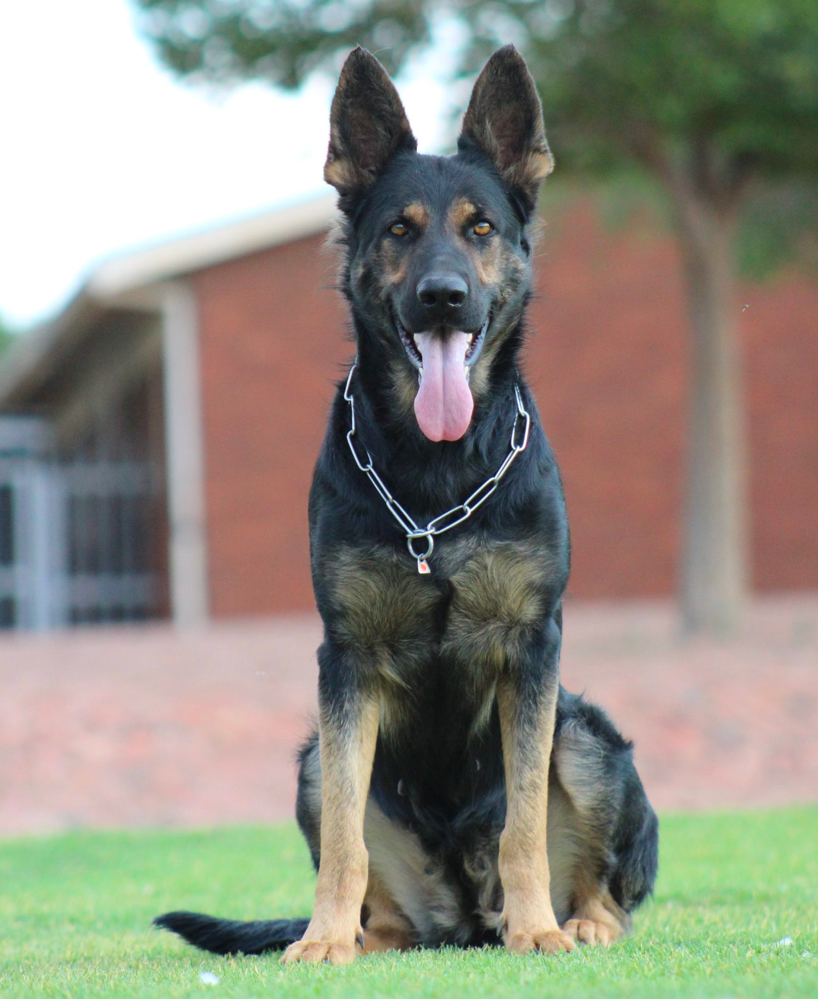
[0,597,814,835]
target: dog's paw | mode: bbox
[280,937,358,965]
[505,928,576,955]
[562,916,622,946]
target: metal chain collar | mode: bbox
[343,361,531,574]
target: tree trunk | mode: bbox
[667,173,749,634]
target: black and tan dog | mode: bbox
[155,44,658,964]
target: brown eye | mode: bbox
[473,220,493,236]
[390,221,409,236]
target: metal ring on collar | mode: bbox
[407,533,434,561]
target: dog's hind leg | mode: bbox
[363,794,472,948]
[360,874,417,953]
[549,690,659,946]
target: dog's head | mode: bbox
[326,45,552,443]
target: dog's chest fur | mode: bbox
[322,535,558,723]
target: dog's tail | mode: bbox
[153,911,310,955]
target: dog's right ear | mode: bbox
[324,48,417,199]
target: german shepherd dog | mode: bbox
[155,44,658,964]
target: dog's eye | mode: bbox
[473,221,493,236]
[389,221,409,236]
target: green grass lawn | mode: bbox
[0,807,815,999]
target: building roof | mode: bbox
[88,194,337,299]
[0,194,338,408]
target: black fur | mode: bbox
[152,912,310,956]
[154,44,658,960]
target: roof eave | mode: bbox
[89,193,337,299]
[0,193,339,409]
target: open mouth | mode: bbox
[394,316,491,442]
[397,316,489,371]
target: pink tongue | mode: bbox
[413,332,474,442]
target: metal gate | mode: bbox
[0,418,57,628]
[0,417,161,630]
[62,460,159,624]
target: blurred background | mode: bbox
[0,0,815,834]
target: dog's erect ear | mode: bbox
[324,47,417,198]
[458,45,553,211]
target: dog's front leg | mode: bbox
[496,617,575,955]
[282,643,380,965]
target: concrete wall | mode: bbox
[193,202,816,616]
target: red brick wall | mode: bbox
[193,235,346,616]
[194,204,816,616]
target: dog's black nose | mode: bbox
[417,275,468,312]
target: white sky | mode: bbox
[0,1,458,329]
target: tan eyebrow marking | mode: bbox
[449,198,478,230]
[402,202,429,228]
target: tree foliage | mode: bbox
[133,0,815,180]
[132,0,433,89]
[132,0,816,266]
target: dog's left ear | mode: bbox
[325,47,417,199]
[458,45,553,213]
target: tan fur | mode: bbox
[460,48,554,197]
[443,536,574,954]
[324,49,415,196]
[478,238,526,291]
[464,302,521,400]
[462,241,527,403]
[324,156,357,193]
[388,361,420,421]
[443,542,555,671]
[495,677,575,954]
[553,719,615,814]
[472,235,503,287]
[282,696,381,965]
[543,778,585,919]
[326,544,438,657]
[380,240,408,286]
[550,720,633,947]
[361,875,416,953]
[403,202,429,228]
[448,197,478,231]
[300,722,628,954]
[508,150,554,192]
[326,544,438,699]
[364,796,466,943]
[562,889,629,946]
[464,118,553,192]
